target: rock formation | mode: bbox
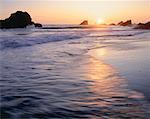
[34,23,42,27]
[109,23,116,25]
[134,22,150,29]
[117,21,124,25]
[118,20,132,26]
[0,11,42,28]
[80,20,88,25]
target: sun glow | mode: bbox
[1,1,148,24]
[96,18,104,25]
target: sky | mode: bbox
[0,0,150,24]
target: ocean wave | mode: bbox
[0,26,149,50]
[88,31,149,38]
[0,33,83,50]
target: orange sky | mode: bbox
[1,0,150,24]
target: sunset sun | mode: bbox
[96,18,104,25]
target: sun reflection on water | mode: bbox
[89,47,109,59]
[76,54,148,118]
[83,56,125,96]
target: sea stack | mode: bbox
[109,23,116,26]
[118,21,124,25]
[34,23,42,27]
[118,20,132,26]
[80,20,88,25]
[0,11,42,29]
[134,22,150,29]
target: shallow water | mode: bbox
[0,25,150,118]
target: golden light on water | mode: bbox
[95,48,107,57]
[89,48,108,58]
[78,51,146,117]
[85,57,115,80]
[82,56,126,98]
[82,47,128,99]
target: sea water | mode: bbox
[0,25,150,118]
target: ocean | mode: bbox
[0,25,150,118]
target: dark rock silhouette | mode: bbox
[117,21,124,25]
[109,23,115,25]
[80,20,88,25]
[34,23,42,27]
[134,22,150,29]
[0,11,42,29]
[122,20,132,26]
[0,11,33,28]
[138,23,144,25]
[118,20,132,26]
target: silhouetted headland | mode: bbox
[0,11,42,29]
[80,20,88,25]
